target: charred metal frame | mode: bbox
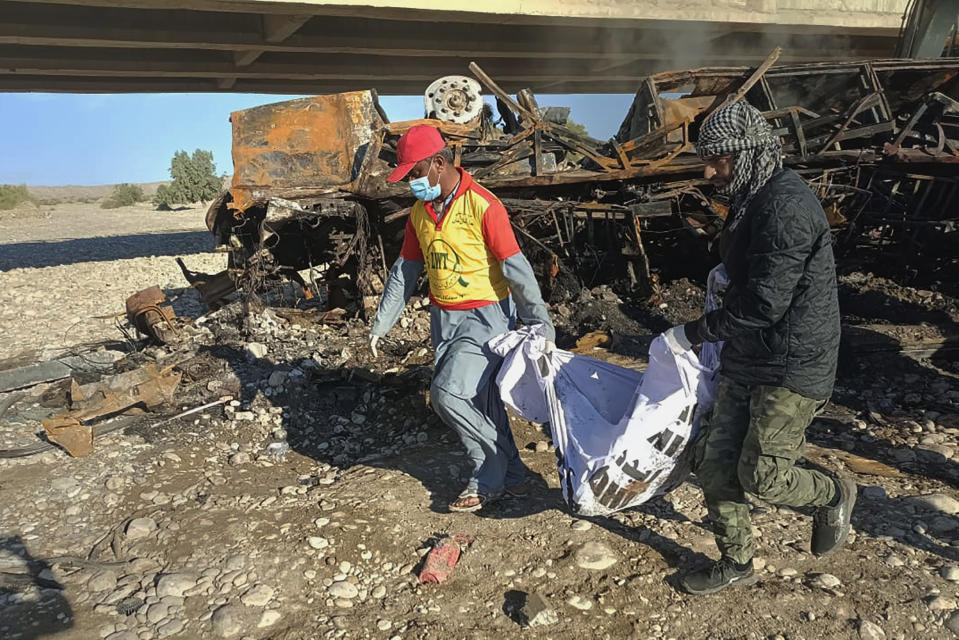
[206,53,959,311]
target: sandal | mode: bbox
[449,490,500,513]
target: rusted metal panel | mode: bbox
[125,285,178,344]
[42,364,181,457]
[175,259,237,310]
[229,90,386,212]
[43,415,94,458]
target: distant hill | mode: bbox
[26,181,168,204]
[25,177,232,205]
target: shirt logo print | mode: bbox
[426,238,469,289]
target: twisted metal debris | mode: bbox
[205,52,959,311]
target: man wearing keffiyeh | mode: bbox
[660,101,853,595]
[696,101,783,228]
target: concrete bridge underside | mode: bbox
[0,0,910,94]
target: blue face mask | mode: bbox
[409,161,441,202]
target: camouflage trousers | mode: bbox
[694,377,837,564]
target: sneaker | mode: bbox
[504,481,530,498]
[680,557,756,595]
[811,476,857,556]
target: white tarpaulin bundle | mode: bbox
[489,266,728,516]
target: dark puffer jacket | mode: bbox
[685,168,841,400]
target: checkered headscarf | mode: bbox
[697,101,782,225]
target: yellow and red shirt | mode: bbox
[400,168,520,310]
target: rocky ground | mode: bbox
[0,201,223,362]
[0,204,958,640]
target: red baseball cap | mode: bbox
[387,125,446,183]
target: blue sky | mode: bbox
[0,93,634,186]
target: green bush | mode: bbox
[0,184,33,211]
[564,119,590,137]
[101,183,145,209]
[153,149,222,209]
[562,119,590,166]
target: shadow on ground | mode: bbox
[0,535,73,640]
[190,334,564,524]
[0,231,213,270]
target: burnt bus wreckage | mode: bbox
[203,51,959,314]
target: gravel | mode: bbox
[1,202,958,640]
[0,203,222,360]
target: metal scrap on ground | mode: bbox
[125,286,179,344]
[41,364,181,457]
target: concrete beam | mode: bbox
[0,74,497,94]
[0,46,896,81]
[233,50,263,66]
[233,13,311,69]
[0,0,910,94]
[0,56,642,83]
[902,0,959,57]
[0,24,895,62]
[16,0,909,29]
[262,13,311,42]
[1,3,899,59]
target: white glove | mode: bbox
[544,340,556,357]
[662,325,693,355]
[369,334,380,359]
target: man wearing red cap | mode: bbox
[370,124,555,512]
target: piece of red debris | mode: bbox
[418,535,472,584]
